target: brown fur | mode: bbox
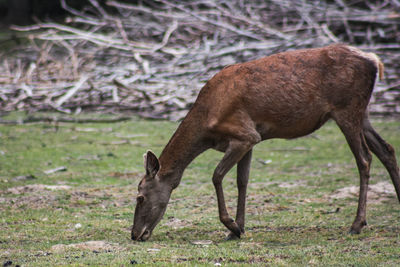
[131,44,399,241]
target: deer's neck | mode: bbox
[158,113,208,189]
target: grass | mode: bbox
[0,112,399,266]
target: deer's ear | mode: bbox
[143,150,160,178]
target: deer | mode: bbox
[131,44,400,241]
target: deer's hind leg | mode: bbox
[363,117,400,201]
[334,112,372,234]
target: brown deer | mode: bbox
[131,44,400,241]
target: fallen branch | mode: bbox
[1,0,399,119]
[55,75,89,107]
[112,78,151,101]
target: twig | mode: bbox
[158,0,265,41]
[112,78,151,101]
[11,23,151,52]
[152,20,179,52]
[55,75,89,107]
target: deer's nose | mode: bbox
[131,229,136,240]
[131,226,139,240]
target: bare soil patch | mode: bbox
[329,181,396,203]
[0,184,71,210]
[6,184,71,194]
[162,217,193,229]
[51,241,121,253]
[0,184,135,210]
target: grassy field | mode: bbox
[0,113,399,266]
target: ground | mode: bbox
[0,113,399,266]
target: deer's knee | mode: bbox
[357,155,371,176]
[212,169,224,186]
[358,139,372,173]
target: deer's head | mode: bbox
[131,151,171,241]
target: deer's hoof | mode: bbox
[349,220,367,234]
[221,217,241,237]
[348,228,361,235]
[225,231,241,241]
[229,222,241,238]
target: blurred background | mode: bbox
[0,0,399,120]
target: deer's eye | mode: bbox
[136,195,145,204]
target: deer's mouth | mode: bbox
[131,227,152,241]
[139,229,152,241]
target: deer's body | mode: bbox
[132,44,400,241]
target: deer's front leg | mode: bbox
[226,149,252,240]
[212,140,252,238]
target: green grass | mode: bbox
[0,113,399,266]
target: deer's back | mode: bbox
[192,44,378,140]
